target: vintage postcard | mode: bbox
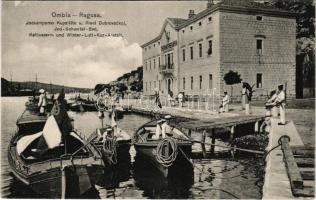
[1,0,315,199]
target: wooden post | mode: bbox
[201,130,207,158]
[229,126,235,158]
[230,126,235,143]
[210,129,215,154]
[255,121,259,134]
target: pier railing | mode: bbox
[119,91,224,112]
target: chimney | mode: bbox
[207,0,214,9]
[188,10,195,19]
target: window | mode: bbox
[208,16,212,22]
[191,76,193,90]
[153,59,156,69]
[145,82,147,91]
[199,43,202,58]
[256,16,263,21]
[209,74,213,89]
[182,48,186,61]
[190,46,194,60]
[208,40,212,55]
[256,73,262,88]
[145,61,147,70]
[190,26,193,30]
[149,60,151,70]
[171,53,173,65]
[153,44,155,47]
[257,39,263,55]
[183,77,186,90]
[182,30,185,33]
[198,21,202,26]
[199,75,202,89]
[158,57,160,66]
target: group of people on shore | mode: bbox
[153,82,286,125]
[265,84,286,125]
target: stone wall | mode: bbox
[219,11,296,98]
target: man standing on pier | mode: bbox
[276,84,286,125]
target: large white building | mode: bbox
[142,0,296,99]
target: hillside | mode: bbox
[109,66,143,92]
[1,78,92,96]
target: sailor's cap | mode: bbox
[39,89,45,93]
[106,127,113,131]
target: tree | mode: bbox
[272,0,315,96]
[223,70,242,99]
[272,0,314,38]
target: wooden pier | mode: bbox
[176,115,265,157]
[280,137,314,197]
[127,106,265,157]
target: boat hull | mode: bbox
[8,132,105,198]
[9,163,104,198]
[94,140,131,166]
[134,142,192,178]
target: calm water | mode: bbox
[1,97,264,199]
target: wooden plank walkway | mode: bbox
[289,145,315,197]
[177,115,265,132]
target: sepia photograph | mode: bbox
[1,0,315,199]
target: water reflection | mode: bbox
[98,155,132,190]
[133,154,194,199]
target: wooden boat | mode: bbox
[133,120,193,178]
[68,96,97,112]
[133,153,194,198]
[8,92,105,198]
[89,126,131,166]
[16,110,47,135]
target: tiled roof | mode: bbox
[167,18,187,28]
[219,0,279,10]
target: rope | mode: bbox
[262,135,290,160]
[156,138,178,167]
[102,136,118,165]
[181,138,265,155]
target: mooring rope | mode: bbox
[181,138,265,155]
[103,136,118,165]
[156,138,178,167]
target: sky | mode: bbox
[2,1,206,88]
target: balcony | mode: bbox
[159,64,174,75]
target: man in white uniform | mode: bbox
[153,119,165,140]
[276,84,286,125]
[222,92,230,112]
[38,89,47,115]
[161,115,173,138]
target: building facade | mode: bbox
[142,0,296,99]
